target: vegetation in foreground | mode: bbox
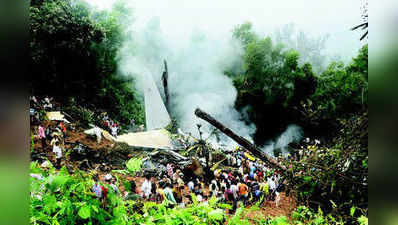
[30,162,368,225]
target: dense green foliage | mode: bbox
[229,22,317,143]
[228,22,368,143]
[125,158,142,175]
[31,162,367,224]
[29,0,144,126]
[228,22,368,221]
[302,45,368,126]
[282,110,368,223]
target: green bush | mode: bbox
[64,105,95,128]
[30,161,368,224]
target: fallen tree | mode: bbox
[195,108,286,171]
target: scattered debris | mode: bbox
[46,111,70,123]
[195,108,286,171]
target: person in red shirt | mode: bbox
[257,171,263,182]
[59,122,66,138]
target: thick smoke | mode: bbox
[261,124,304,157]
[117,16,255,147]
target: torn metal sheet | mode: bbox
[46,111,70,123]
[116,129,173,150]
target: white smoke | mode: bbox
[115,13,256,147]
[168,32,255,142]
[261,124,303,157]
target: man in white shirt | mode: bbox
[268,177,276,192]
[188,180,195,192]
[52,141,62,168]
[230,182,238,200]
[111,126,118,138]
[141,175,152,199]
[94,126,102,143]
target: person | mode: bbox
[167,163,173,178]
[105,174,118,194]
[177,173,184,187]
[268,177,276,193]
[250,164,256,179]
[141,175,152,199]
[257,170,264,182]
[188,180,195,192]
[220,179,227,192]
[260,181,269,196]
[162,175,172,186]
[149,180,157,202]
[93,126,102,143]
[52,141,62,168]
[45,125,52,141]
[92,175,108,207]
[172,169,181,183]
[228,171,235,181]
[238,165,244,176]
[163,183,177,204]
[237,156,242,167]
[230,181,239,201]
[209,181,218,197]
[156,183,166,202]
[104,120,109,129]
[92,175,103,199]
[226,154,232,166]
[231,156,237,166]
[38,125,46,150]
[43,96,53,110]
[124,180,141,201]
[238,180,249,206]
[130,118,136,131]
[224,183,234,203]
[130,180,137,193]
[210,179,219,196]
[267,177,276,201]
[275,191,281,207]
[173,185,183,204]
[253,183,263,203]
[214,169,221,178]
[30,108,35,123]
[59,122,66,138]
[111,125,118,138]
[196,192,203,202]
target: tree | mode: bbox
[29,0,144,126]
[230,23,317,143]
[352,0,368,41]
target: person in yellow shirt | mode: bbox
[260,181,269,196]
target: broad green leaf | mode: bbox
[78,205,91,219]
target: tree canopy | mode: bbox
[29,0,144,126]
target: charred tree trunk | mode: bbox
[195,108,286,171]
[162,60,169,112]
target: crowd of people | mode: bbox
[99,112,120,138]
[31,95,125,167]
[30,95,287,212]
[89,147,286,213]
[35,122,68,168]
[30,96,57,123]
